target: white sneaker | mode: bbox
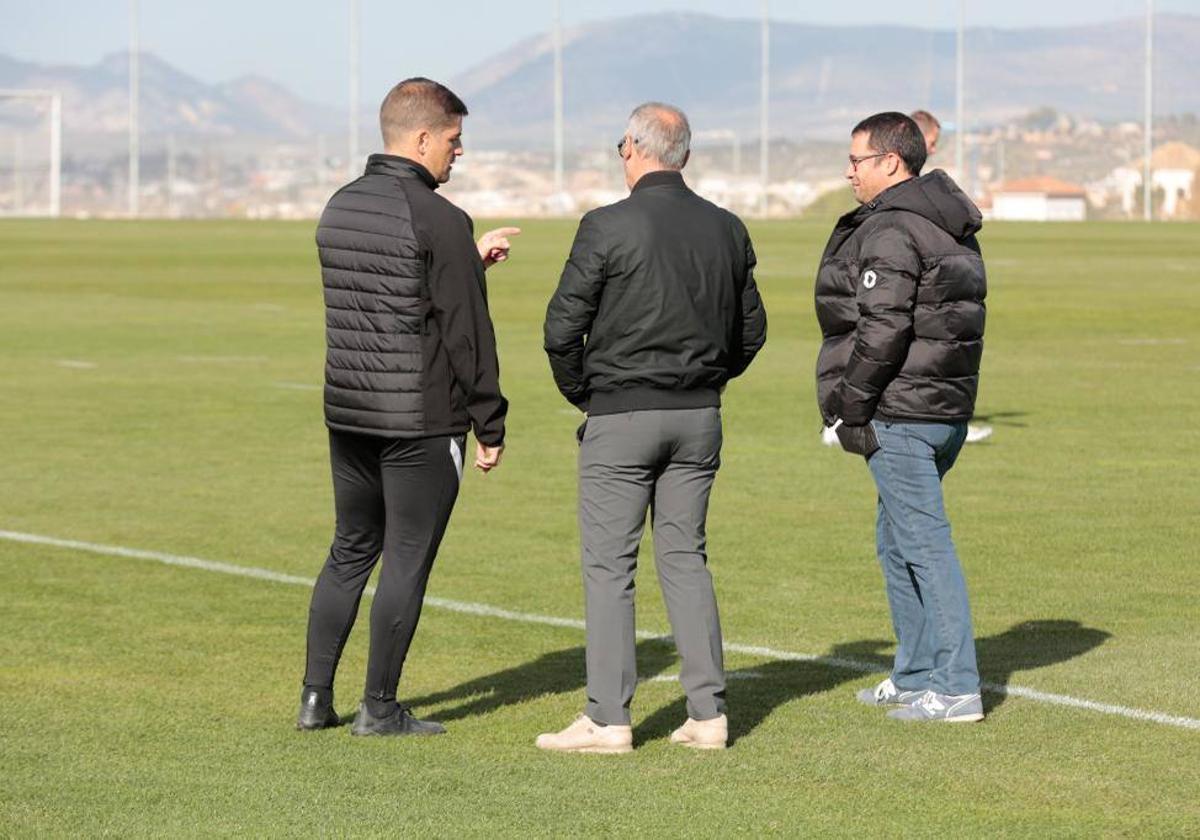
[965,424,993,444]
[887,690,984,723]
[669,714,728,750]
[535,715,633,754]
[856,678,924,707]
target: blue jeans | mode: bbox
[867,420,980,696]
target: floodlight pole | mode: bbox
[129,0,140,217]
[553,0,564,197]
[49,93,61,217]
[1143,0,1153,222]
[759,0,769,218]
[13,135,21,211]
[166,133,176,217]
[955,0,964,180]
[348,0,360,179]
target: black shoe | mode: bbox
[350,702,446,736]
[296,688,339,731]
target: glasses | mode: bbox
[616,136,639,157]
[848,152,891,172]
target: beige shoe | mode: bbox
[535,715,633,754]
[669,714,728,750]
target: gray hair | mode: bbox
[626,102,691,169]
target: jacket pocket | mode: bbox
[835,423,880,458]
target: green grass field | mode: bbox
[1,217,1198,837]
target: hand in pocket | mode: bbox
[834,422,881,458]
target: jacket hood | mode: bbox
[872,169,982,240]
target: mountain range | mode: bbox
[1,12,1196,155]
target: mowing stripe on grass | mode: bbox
[2,528,1198,732]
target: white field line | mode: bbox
[1117,338,1187,346]
[1,529,1197,733]
[272,382,322,392]
[645,672,763,683]
[56,359,97,369]
[176,355,269,363]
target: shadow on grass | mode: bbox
[822,619,1112,715]
[635,642,892,747]
[406,619,1108,741]
[406,637,678,723]
[970,410,1029,429]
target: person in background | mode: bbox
[911,109,941,157]
[911,108,992,444]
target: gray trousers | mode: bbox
[578,407,725,725]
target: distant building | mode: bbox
[1106,142,1200,219]
[1147,142,1200,218]
[991,176,1088,222]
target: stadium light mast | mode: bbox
[954,0,964,180]
[553,0,564,196]
[166,133,176,217]
[1143,0,1154,222]
[49,92,61,217]
[759,0,769,218]
[13,135,21,211]
[348,0,360,179]
[128,0,140,218]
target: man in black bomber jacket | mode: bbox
[816,111,987,723]
[296,78,518,737]
[539,102,767,753]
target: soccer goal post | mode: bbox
[0,89,62,217]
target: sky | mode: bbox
[2,0,1195,107]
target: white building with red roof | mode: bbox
[991,176,1088,222]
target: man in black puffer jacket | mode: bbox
[297,78,517,737]
[815,112,987,723]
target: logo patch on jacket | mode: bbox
[862,269,877,289]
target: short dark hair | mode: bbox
[852,111,927,176]
[380,77,468,145]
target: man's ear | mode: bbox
[416,129,431,155]
[680,149,691,170]
[886,153,903,177]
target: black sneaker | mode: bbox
[296,688,339,731]
[350,702,446,736]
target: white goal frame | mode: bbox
[0,89,62,217]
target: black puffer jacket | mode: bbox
[544,170,767,415]
[814,170,986,426]
[316,155,507,444]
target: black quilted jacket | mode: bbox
[814,170,987,426]
[316,155,507,445]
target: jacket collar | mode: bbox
[364,154,438,190]
[631,169,687,193]
[820,177,916,260]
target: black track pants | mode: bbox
[303,430,463,706]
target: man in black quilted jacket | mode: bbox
[815,111,987,723]
[296,78,517,736]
